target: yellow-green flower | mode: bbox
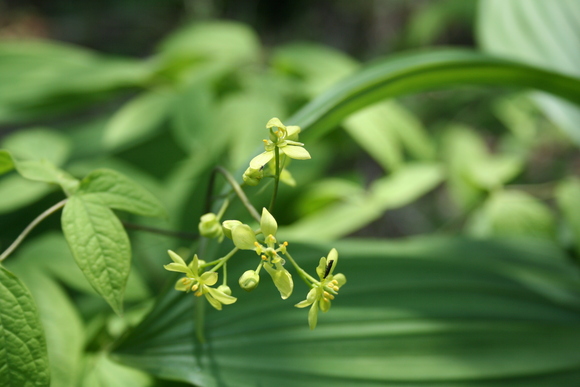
[249,118,311,170]
[164,250,237,310]
[229,207,293,299]
[295,248,346,329]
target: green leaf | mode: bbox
[468,190,556,240]
[103,89,176,150]
[1,127,71,166]
[478,0,580,145]
[0,150,79,195]
[280,163,443,241]
[81,353,151,387]
[61,195,131,315]
[6,265,84,387]
[157,21,260,66]
[112,237,580,386]
[0,265,50,387]
[77,169,166,218]
[0,175,53,214]
[0,40,151,124]
[272,42,358,97]
[556,178,580,255]
[287,49,580,138]
[0,150,14,175]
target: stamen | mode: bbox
[261,255,267,261]
[323,291,335,300]
[283,241,288,246]
[262,139,268,144]
[191,284,199,292]
[254,241,260,247]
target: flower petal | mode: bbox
[163,263,191,274]
[266,117,285,130]
[281,145,311,160]
[286,125,301,141]
[250,151,275,169]
[232,224,258,250]
[207,287,237,305]
[200,271,218,286]
[308,302,319,330]
[174,278,189,291]
[316,257,327,280]
[168,250,186,266]
[264,264,293,299]
[260,207,277,238]
[333,273,347,287]
[204,292,223,310]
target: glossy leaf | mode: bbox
[0,265,50,387]
[113,237,580,386]
[0,150,14,175]
[81,354,151,387]
[61,195,131,315]
[77,169,166,218]
[478,0,580,144]
[288,49,580,136]
[0,175,53,214]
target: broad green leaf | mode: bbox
[61,195,131,315]
[6,265,84,387]
[0,175,53,214]
[0,40,151,124]
[280,163,443,240]
[81,353,151,387]
[113,237,580,386]
[103,89,176,150]
[11,232,149,302]
[0,265,50,387]
[0,150,14,175]
[296,178,365,217]
[0,150,79,195]
[556,178,580,255]
[157,21,260,66]
[468,190,556,240]
[1,127,71,166]
[77,169,166,218]
[170,81,215,153]
[478,0,580,145]
[287,49,580,138]
[272,43,358,97]
[343,102,403,171]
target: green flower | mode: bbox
[230,207,293,299]
[198,213,224,241]
[295,248,346,330]
[164,250,237,310]
[249,118,311,170]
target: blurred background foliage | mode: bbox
[1,0,580,386]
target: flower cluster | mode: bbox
[295,248,346,329]
[163,117,346,330]
[243,118,310,186]
[164,250,236,310]
[227,207,293,299]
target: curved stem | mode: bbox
[0,199,68,262]
[284,251,317,286]
[268,147,281,213]
[214,166,260,223]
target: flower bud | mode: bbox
[243,167,263,186]
[239,270,260,292]
[217,284,232,296]
[222,220,242,239]
[199,213,223,239]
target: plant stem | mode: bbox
[284,251,317,286]
[214,166,261,223]
[122,222,198,240]
[268,146,281,213]
[209,247,239,273]
[0,199,68,262]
